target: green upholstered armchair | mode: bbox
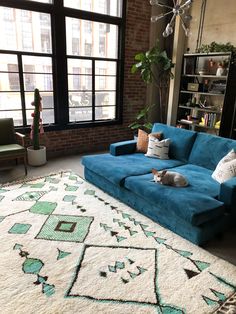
[0,118,27,175]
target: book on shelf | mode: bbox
[180,119,194,124]
[203,113,217,128]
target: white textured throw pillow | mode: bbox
[212,149,236,183]
[145,136,170,160]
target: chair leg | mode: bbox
[24,155,27,176]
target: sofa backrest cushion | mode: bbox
[151,123,197,162]
[188,132,236,170]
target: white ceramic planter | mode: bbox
[27,146,47,166]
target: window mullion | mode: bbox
[92,59,95,121]
[17,54,27,126]
[52,0,69,125]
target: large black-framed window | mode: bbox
[0,0,126,130]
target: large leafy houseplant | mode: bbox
[130,41,174,131]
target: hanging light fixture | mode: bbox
[150,0,193,37]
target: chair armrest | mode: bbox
[110,140,137,156]
[15,132,26,147]
[219,177,236,209]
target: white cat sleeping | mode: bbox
[152,168,188,187]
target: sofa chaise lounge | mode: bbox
[82,123,236,245]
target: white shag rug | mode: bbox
[0,171,236,314]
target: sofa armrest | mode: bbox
[110,140,137,156]
[15,132,26,147]
[219,177,236,209]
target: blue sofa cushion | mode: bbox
[151,123,197,162]
[124,166,223,226]
[167,164,220,198]
[219,176,236,208]
[188,132,236,170]
[82,153,184,186]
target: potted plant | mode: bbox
[130,41,174,128]
[128,104,154,135]
[27,88,47,166]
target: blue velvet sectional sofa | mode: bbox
[82,123,236,245]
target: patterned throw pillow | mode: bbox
[136,129,162,153]
[145,136,170,160]
[212,149,236,183]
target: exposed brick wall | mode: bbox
[36,0,151,158]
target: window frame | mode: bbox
[0,0,126,132]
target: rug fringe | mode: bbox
[0,169,73,187]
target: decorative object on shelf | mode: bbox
[131,41,174,125]
[27,88,47,166]
[150,0,193,37]
[187,83,199,92]
[216,62,226,76]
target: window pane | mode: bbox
[22,56,52,73]
[24,73,53,91]
[95,60,116,75]
[0,73,20,91]
[95,76,116,91]
[66,18,118,58]
[95,91,115,106]
[95,106,115,120]
[26,108,54,125]
[67,59,92,74]
[64,0,122,17]
[0,8,52,53]
[0,110,23,126]
[69,92,92,107]
[0,54,18,72]
[68,75,92,91]
[25,92,54,109]
[0,92,21,110]
[69,107,92,122]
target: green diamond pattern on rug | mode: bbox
[15,191,47,201]
[65,185,79,192]
[84,189,95,196]
[45,177,60,184]
[63,195,77,202]
[69,175,77,181]
[36,214,93,242]
[9,223,31,234]
[29,201,57,215]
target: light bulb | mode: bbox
[163,30,168,37]
[163,23,173,37]
[151,13,164,22]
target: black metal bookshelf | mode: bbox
[176,52,236,138]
